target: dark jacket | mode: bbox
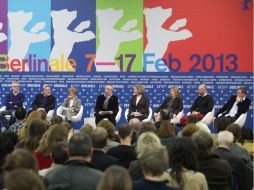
[214,147,253,190]
[197,153,232,190]
[5,92,25,110]
[95,94,119,118]
[31,93,56,113]
[46,160,103,190]
[91,149,119,171]
[190,95,214,115]
[155,96,183,115]
[215,95,251,119]
[128,95,149,119]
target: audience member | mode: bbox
[80,123,93,136]
[47,133,102,190]
[7,107,26,133]
[107,124,136,168]
[158,121,177,153]
[129,132,161,180]
[40,141,68,177]
[95,84,119,126]
[97,165,132,190]
[33,124,68,169]
[164,138,208,190]
[97,120,119,152]
[133,145,179,190]
[22,118,47,151]
[214,87,251,132]
[5,169,45,190]
[50,115,63,125]
[127,84,150,123]
[214,131,252,190]
[226,123,252,165]
[91,127,119,171]
[0,81,25,128]
[181,123,199,137]
[192,130,232,190]
[180,84,214,125]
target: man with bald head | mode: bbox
[180,84,214,126]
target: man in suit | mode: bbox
[180,84,214,126]
[214,131,252,190]
[61,87,81,123]
[29,84,56,116]
[214,87,251,132]
[95,84,119,126]
[0,81,25,128]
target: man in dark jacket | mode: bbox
[214,87,251,132]
[46,133,103,190]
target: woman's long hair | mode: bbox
[169,137,199,188]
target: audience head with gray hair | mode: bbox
[192,130,214,157]
[217,131,234,148]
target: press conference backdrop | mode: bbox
[0,0,253,129]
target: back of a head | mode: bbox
[226,123,241,143]
[28,119,47,137]
[52,141,69,164]
[187,115,198,124]
[170,138,198,174]
[158,120,176,138]
[160,109,170,120]
[138,122,157,137]
[139,145,168,177]
[68,133,93,157]
[182,123,199,137]
[97,120,116,140]
[80,123,93,137]
[50,115,63,125]
[0,134,15,166]
[118,124,132,140]
[3,149,38,173]
[192,130,213,157]
[137,132,161,158]
[5,168,45,190]
[91,127,108,149]
[97,165,132,190]
[15,107,27,120]
[217,131,234,147]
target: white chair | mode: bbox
[125,107,153,122]
[233,113,247,128]
[199,108,215,125]
[47,109,54,122]
[170,109,184,124]
[57,105,83,122]
[115,106,122,123]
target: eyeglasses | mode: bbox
[12,86,19,87]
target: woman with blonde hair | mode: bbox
[97,166,132,190]
[127,84,150,123]
[33,124,68,169]
[154,85,183,123]
[129,132,161,180]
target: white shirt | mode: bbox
[69,99,74,108]
[226,96,246,117]
[136,95,142,105]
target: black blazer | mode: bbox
[95,94,119,118]
[215,95,251,119]
[155,96,183,115]
[190,95,214,115]
[31,94,56,112]
[128,95,149,118]
[214,147,251,190]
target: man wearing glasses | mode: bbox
[0,82,25,128]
